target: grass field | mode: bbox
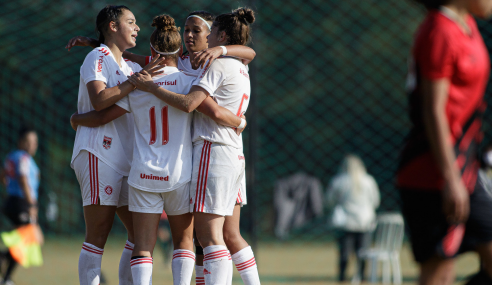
[10,235,480,285]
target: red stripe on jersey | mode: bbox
[459,120,481,152]
[145,56,152,65]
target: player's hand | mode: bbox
[70,112,78,131]
[29,205,38,223]
[235,115,247,135]
[65,36,99,51]
[128,71,157,92]
[442,178,470,223]
[141,55,166,76]
[192,46,223,70]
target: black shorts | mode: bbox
[400,179,492,264]
[3,196,31,227]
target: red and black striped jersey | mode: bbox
[397,10,490,192]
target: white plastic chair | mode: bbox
[355,213,404,285]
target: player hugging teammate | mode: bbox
[67,5,260,285]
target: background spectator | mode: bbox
[326,154,380,282]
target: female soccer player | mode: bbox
[67,10,260,285]
[397,1,492,284]
[71,14,246,285]
[70,5,163,285]
[128,8,259,285]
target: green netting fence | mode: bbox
[2,0,492,243]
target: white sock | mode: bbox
[78,242,104,285]
[203,245,231,285]
[226,251,233,285]
[195,265,204,285]
[232,246,260,285]
[172,249,195,285]
[130,257,153,285]
[119,240,134,285]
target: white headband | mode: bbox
[150,43,180,55]
[187,15,211,31]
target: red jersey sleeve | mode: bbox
[416,26,456,80]
[145,56,152,66]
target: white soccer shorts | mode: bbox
[191,140,245,216]
[73,150,128,207]
[129,183,191,215]
[237,170,247,207]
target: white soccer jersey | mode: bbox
[192,57,251,149]
[71,44,142,175]
[116,66,196,192]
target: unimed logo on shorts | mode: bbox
[140,173,169,181]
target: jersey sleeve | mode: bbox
[194,61,226,96]
[416,27,456,80]
[145,56,152,66]
[18,155,30,176]
[115,95,131,112]
[80,50,110,85]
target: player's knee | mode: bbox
[85,231,110,248]
[173,234,194,250]
[86,222,112,245]
[196,231,223,248]
[223,230,242,248]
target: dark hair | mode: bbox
[150,14,182,60]
[188,11,215,23]
[213,8,255,46]
[18,127,36,143]
[413,0,450,9]
[96,5,130,45]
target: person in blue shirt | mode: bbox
[0,127,40,285]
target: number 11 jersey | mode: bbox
[116,66,196,192]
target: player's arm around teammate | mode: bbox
[127,71,244,128]
[65,32,256,72]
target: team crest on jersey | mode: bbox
[104,185,113,195]
[103,136,112,150]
